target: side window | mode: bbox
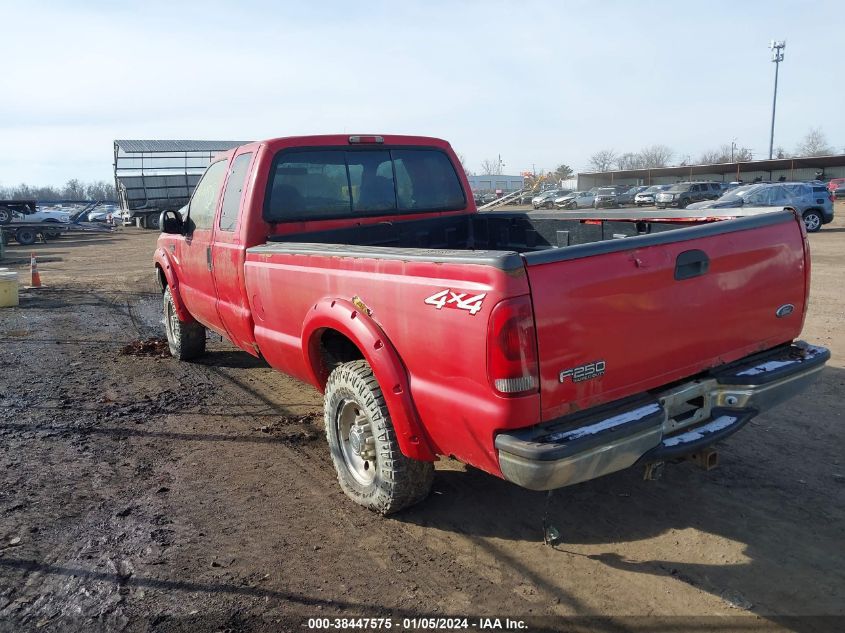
[219,153,253,231]
[189,160,228,230]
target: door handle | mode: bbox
[206,246,213,272]
[675,249,709,280]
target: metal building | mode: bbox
[577,154,845,190]
[113,139,247,228]
[466,174,525,194]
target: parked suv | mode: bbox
[655,182,721,209]
[686,182,835,233]
[593,187,622,208]
[616,185,647,206]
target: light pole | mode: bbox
[731,137,737,162]
[768,40,785,160]
[498,154,505,174]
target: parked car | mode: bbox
[532,189,570,209]
[634,185,672,206]
[655,182,721,209]
[686,182,834,233]
[554,191,596,209]
[827,178,845,197]
[593,187,621,208]
[154,133,828,514]
[615,186,648,206]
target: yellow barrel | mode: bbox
[0,269,19,307]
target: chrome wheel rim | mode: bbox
[336,398,376,485]
[166,296,181,348]
[804,214,821,232]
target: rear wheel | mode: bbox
[15,227,37,246]
[163,287,206,360]
[325,360,434,515]
[146,213,161,230]
[802,210,823,233]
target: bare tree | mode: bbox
[479,158,502,175]
[796,128,834,157]
[455,153,474,177]
[588,149,617,172]
[0,180,117,201]
[638,145,673,168]
[774,146,789,159]
[615,152,644,170]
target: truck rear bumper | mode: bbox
[495,342,829,491]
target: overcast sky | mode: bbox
[2,0,843,186]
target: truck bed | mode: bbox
[259,210,790,269]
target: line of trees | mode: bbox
[586,128,840,173]
[0,179,117,201]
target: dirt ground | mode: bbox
[0,208,843,633]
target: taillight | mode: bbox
[487,296,539,397]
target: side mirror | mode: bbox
[161,209,184,235]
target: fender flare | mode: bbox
[301,298,437,462]
[154,247,193,323]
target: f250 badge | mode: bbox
[559,360,606,383]
[424,289,486,315]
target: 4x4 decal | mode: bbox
[424,289,486,315]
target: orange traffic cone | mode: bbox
[29,252,42,288]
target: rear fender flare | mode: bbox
[302,298,437,462]
[154,248,193,323]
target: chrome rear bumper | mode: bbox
[495,343,829,491]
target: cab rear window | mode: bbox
[264,148,465,222]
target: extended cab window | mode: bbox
[264,148,465,222]
[219,153,253,231]
[189,160,228,230]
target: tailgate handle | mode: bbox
[675,249,709,280]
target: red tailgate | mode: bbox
[524,212,808,421]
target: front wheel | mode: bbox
[163,287,206,360]
[325,360,434,515]
[0,207,11,225]
[802,210,823,233]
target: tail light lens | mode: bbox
[487,296,539,397]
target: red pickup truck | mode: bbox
[154,134,829,514]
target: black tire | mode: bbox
[163,287,206,360]
[146,213,161,230]
[325,360,434,515]
[0,207,11,225]
[567,201,577,210]
[15,227,37,246]
[802,210,823,233]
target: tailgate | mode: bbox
[523,211,808,421]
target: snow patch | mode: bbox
[661,415,738,448]
[545,403,661,443]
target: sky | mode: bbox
[1,0,843,186]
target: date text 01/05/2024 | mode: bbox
[306,617,528,630]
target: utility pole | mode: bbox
[768,40,785,160]
[731,138,737,162]
[498,154,505,174]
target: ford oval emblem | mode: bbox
[776,304,795,318]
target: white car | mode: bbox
[12,206,71,224]
[554,191,595,210]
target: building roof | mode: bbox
[114,139,249,153]
[578,153,845,179]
